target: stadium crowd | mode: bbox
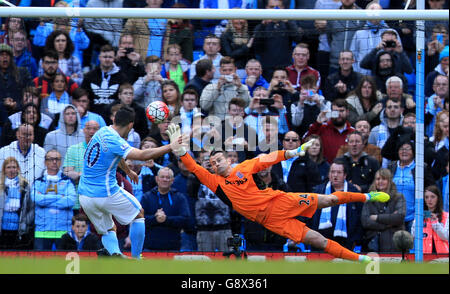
[0,0,448,255]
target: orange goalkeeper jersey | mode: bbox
[181,151,290,223]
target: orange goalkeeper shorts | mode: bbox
[257,192,319,244]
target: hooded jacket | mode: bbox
[43,104,84,159]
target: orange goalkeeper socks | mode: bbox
[324,239,360,261]
[332,191,368,204]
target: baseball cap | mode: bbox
[0,44,13,55]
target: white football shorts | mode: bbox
[79,188,142,235]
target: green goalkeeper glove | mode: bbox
[166,123,187,156]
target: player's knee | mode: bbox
[303,230,327,250]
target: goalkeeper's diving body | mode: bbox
[167,124,389,262]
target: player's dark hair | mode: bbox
[210,149,225,158]
[114,105,135,127]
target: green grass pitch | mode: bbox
[0,257,448,274]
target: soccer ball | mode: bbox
[146,101,170,123]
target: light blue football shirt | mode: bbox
[78,126,133,198]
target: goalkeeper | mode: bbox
[167,124,389,262]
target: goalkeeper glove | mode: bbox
[285,138,316,159]
[166,123,187,156]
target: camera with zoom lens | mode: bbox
[227,234,243,249]
[277,81,285,88]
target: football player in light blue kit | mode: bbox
[78,106,185,258]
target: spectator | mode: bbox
[360,168,406,252]
[272,132,321,193]
[368,97,404,163]
[425,45,449,98]
[115,33,146,85]
[84,0,123,48]
[255,116,283,155]
[184,58,215,98]
[58,213,101,251]
[7,87,53,133]
[139,137,164,194]
[253,0,302,81]
[389,139,436,233]
[71,87,106,130]
[189,34,223,83]
[425,24,448,77]
[0,17,29,48]
[349,1,390,75]
[220,18,254,78]
[372,50,410,94]
[430,110,449,180]
[33,12,89,78]
[193,151,233,252]
[304,98,355,164]
[244,86,289,142]
[425,75,448,138]
[172,157,198,251]
[322,50,362,102]
[1,103,48,148]
[0,157,34,250]
[108,83,148,140]
[164,6,194,62]
[81,44,128,123]
[62,120,100,213]
[40,72,73,121]
[345,75,383,127]
[123,0,167,59]
[140,167,190,251]
[133,55,165,108]
[241,59,270,97]
[309,158,364,250]
[218,97,256,162]
[436,158,449,213]
[381,76,415,114]
[11,30,38,78]
[199,56,250,121]
[291,74,331,138]
[268,66,299,131]
[178,89,202,135]
[161,80,182,117]
[305,134,330,184]
[336,131,380,193]
[411,185,449,254]
[32,50,78,99]
[43,104,84,160]
[0,124,46,186]
[37,30,83,85]
[425,0,449,42]
[360,29,413,77]
[313,0,342,78]
[161,44,191,92]
[0,44,32,121]
[336,119,382,163]
[286,43,321,92]
[31,149,76,250]
[326,0,364,74]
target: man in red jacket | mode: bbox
[303,98,355,164]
